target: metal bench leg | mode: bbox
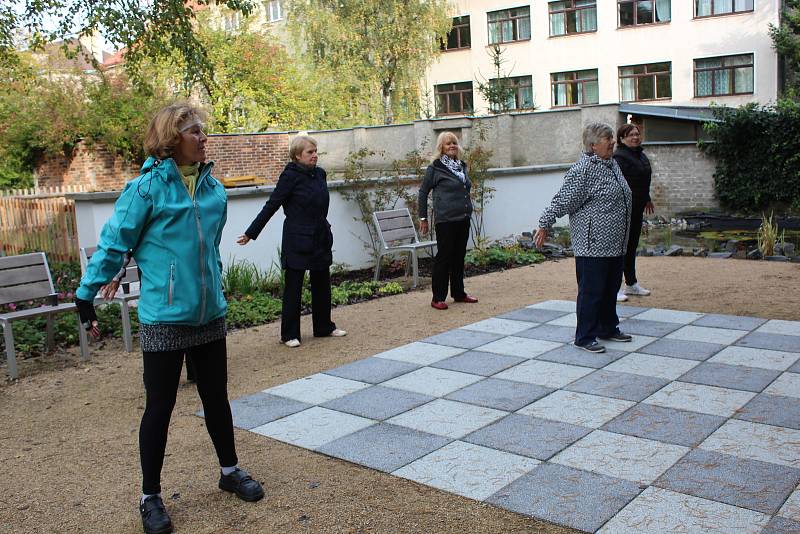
[374,252,384,282]
[2,320,17,379]
[120,301,133,352]
[46,315,55,351]
[411,249,419,288]
[76,314,90,361]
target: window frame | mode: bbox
[266,0,283,22]
[617,0,671,27]
[550,69,599,107]
[618,62,672,102]
[489,75,535,111]
[548,0,598,37]
[694,0,754,18]
[693,53,754,97]
[442,15,471,51]
[434,82,475,116]
[487,6,532,45]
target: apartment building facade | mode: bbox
[428,0,780,115]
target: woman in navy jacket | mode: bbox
[237,136,346,347]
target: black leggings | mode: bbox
[432,219,471,302]
[140,338,237,494]
[624,201,646,286]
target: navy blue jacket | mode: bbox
[244,162,333,270]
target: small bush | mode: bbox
[465,244,545,268]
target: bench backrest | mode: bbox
[80,247,140,285]
[0,252,57,306]
[373,209,420,248]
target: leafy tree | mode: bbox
[770,0,800,97]
[286,0,452,125]
[476,45,519,114]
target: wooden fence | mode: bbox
[0,185,91,262]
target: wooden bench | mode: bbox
[80,246,140,353]
[372,208,436,288]
[0,252,89,379]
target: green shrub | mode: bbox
[378,282,404,295]
[465,245,545,268]
[226,294,283,329]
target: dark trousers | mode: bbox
[624,201,646,286]
[282,267,335,342]
[432,219,470,302]
[575,256,624,346]
[140,338,237,495]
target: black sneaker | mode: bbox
[575,341,606,353]
[219,468,265,502]
[139,495,173,534]
[600,332,633,342]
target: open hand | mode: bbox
[419,221,429,235]
[644,201,655,215]
[99,280,120,301]
[75,298,101,339]
[533,227,548,249]
[236,234,251,245]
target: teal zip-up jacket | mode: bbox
[76,157,228,326]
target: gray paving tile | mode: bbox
[464,414,590,460]
[765,372,800,398]
[488,463,642,533]
[493,359,594,388]
[477,336,563,359]
[618,318,683,337]
[709,346,800,371]
[265,373,370,404]
[763,516,800,534]
[227,392,311,430]
[373,342,466,365]
[655,449,800,514]
[756,319,800,337]
[565,369,670,401]
[616,304,650,318]
[644,381,755,417]
[393,440,539,501]
[519,390,635,428]
[679,362,781,392]
[323,357,420,383]
[321,385,434,420]
[598,486,769,534]
[430,350,525,376]
[386,399,507,438]
[422,329,504,349]
[546,312,577,327]
[316,423,450,473]
[639,338,725,361]
[514,324,575,343]
[789,359,800,373]
[602,403,725,447]
[602,334,657,352]
[667,325,749,345]
[736,332,800,353]
[634,308,705,324]
[606,352,700,380]
[498,307,568,323]
[779,487,800,521]
[693,313,767,331]
[700,419,800,468]
[380,367,482,397]
[444,377,553,411]
[460,317,532,336]
[251,407,374,450]
[527,300,576,312]
[735,393,800,430]
[535,343,627,369]
[551,430,689,484]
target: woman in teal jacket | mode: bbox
[75,103,263,534]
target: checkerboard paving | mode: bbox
[208,301,800,533]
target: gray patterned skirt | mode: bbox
[139,317,226,353]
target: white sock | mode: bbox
[221,465,238,476]
[141,493,158,505]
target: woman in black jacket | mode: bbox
[613,124,654,302]
[418,131,478,310]
[237,135,346,347]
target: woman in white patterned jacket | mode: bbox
[534,122,634,354]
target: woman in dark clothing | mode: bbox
[613,124,654,302]
[237,135,346,347]
[418,131,478,310]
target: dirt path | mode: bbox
[1,257,798,534]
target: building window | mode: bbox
[442,15,471,50]
[695,0,753,17]
[618,0,671,26]
[549,0,597,36]
[551,69,599,107]
[435,82,474,115]
[224,11,242,32]
[266,0,282,22]
[490,75,534,111]
[694,54,754,96]
[619,62,671,101]
[487,7,531,44]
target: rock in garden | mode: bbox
[709,252,733,259]
[665,245,683,256]
[783,243,795,256]
[746,249,762,260]
[765,255,790,262]
[724,239,739,252]
[693,248,708,257]
[644,248,656,257]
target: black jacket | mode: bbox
[418,159,473,224]
[613,144,652,204]
[245,162,333,270]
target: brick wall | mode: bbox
[35,143,140,191]
[646,143,719,215]
[205,132,289,183]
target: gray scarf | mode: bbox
[440,155,466,182]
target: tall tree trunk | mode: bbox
[382,83,393,125]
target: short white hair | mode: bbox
[582,122,614,152]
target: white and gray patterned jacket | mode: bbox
[538,152,632,257]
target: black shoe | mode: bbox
[219,468,265,502]
[600,332,633,342]
[139,495,173,534]
[575,341,606,353]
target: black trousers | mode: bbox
[624,201,646,286]
[281,267,335,342]
[432,219,470,302]
[140,338,237,495]
[575,256,624,346]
